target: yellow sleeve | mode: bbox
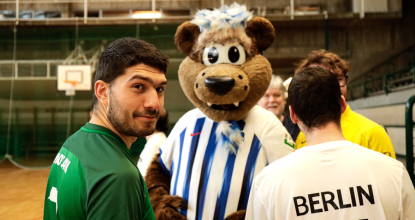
[360,126,396,159]
[295,131,307,149]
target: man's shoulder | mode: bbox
[63,128,116,155]
[61,129,88,154]
[255,151,298,181]
[66,128,135,171]
[358,141,394,155]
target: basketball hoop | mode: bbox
[64,80,78,96]
[57,65,92,95]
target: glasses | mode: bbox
[337,75,348,87]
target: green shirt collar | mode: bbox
[80,123,139,174]
[81,122,126,147]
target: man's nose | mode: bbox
[144,90,160,110]
[269,96,277,102]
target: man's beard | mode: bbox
[107,92,159,137]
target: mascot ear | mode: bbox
[245,17,275,53]
[175,21,201,54]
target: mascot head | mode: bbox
[175,3,275,122]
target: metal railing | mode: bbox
[347,44,415,100]
[405,95,415,186]
[0,58,184,80]
[348,66,415,100]
[0,60,64,79]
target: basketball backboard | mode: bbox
[57,65,92,93]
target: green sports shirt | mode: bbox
[44,123,155,220]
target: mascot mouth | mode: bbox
[207,102,239,110]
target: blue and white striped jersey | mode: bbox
[159,105,295,220]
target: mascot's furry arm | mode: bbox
[145,154,187,220]
[146,154,246,220]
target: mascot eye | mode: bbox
[208,47,219,63]
[228,44,246,65]
[228,46,240,63]
[203,46,220,66]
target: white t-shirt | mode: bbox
[137,132,167,177]
[159,106,295,220]
[246,140,415,220]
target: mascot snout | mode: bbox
[194,64,250,107]
[205,76,235,96]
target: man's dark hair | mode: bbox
[288,66,342,130]
[155,111,169,134]
[92,37,169,107]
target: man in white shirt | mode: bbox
[245,66,415,220]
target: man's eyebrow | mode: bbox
[128,75,167,85]
[128,75,152,83]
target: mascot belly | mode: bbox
[145,3,295,220]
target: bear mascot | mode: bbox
[145,3,295,220]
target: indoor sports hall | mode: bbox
[0,0,414,219]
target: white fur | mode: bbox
[191,3,253,32]
[216,121,243,154]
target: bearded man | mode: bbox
[44,37,168,220]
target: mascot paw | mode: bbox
[224,210,246,220]
[153,191,187,220]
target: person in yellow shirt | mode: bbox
[294,49,396,158]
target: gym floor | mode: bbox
[0,159,50,220]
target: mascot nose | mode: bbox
[205,76,235,96]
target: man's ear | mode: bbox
[340,95,347,114]
[245,17,275,53]
[174,21,201,54]
[289,106,299,124]
[95,80,109,111]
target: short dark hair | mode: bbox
[155,111,169,134]
[92,37,169,107]
[288,66,342,130]
[295,49,350,77]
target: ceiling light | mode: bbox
[132,11,161,19]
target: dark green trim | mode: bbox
[284,139,295,149]
[383,125,406,128]
[405,95,415,186]
[396,153,415,159]
[383,125,415,129]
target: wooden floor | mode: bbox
[0,159,51,220]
